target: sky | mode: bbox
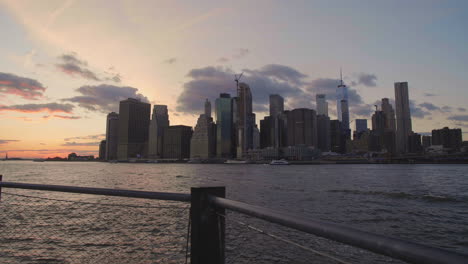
[1,0,468,158]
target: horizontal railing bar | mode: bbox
[209,196,468,264]
[0,182,191,202]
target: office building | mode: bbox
[317,114,331,152]
[432,127,462,151]
[330,120,344,153]
[117,98,151,160]
[205,98,211,118]
[105,112,119,160]
[163,125,193,159]
[381,98,396,131]
[422,135,432,148]
[340,99,350,131]
[285,108,317,147]
[316,94,328,116]
[190,114,216,159]
[336,71,349,130]
[253,125,260,149]
[354,119,368,139]
[269,94,284,148]
[260,116,272,148]
[148,105,170,159]
[269,94,284,117]
[394,82,412,153]
[407,132,423,153]
[236,83,254,158]
[99,140,106,160]
[215,93,234,158]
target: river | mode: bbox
[0,161,467,263]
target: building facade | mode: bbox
[236,83,254,158]
[316,94,328,116]
[163,125,193,159]
[215,93,234,158]
[285,108,317,147]
[105,112,119,160]
[316,114,331,152]
[190,114,216,159]
[432,127,462,151]
[117,98,151,160]
[148,105,170,159]
[394,82,412,153]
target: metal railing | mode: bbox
[1,178,467,264]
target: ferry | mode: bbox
[224,160,248,164]
[269,159,290,165]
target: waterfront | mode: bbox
[1,161,467,263]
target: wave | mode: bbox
[327,189,466,203]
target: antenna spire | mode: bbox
[340,67,343,86]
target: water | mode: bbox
[1,161,467,263]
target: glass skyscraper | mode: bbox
[215,93,234,158]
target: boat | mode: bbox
[269,159,290,165]
[224,160,248,164]
[33,159,45,162]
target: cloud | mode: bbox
[448,115,468,122]
[105,73,121,83]
[176,65,309,114]
[458,107,466,112]
[217,57,229,63]
[0,72,46,99]
[419,102,440,111]
[52,115,81,120]
[61,141,100,146]
[0,103,74,113]
[64,134,105,141]
[424,93,437,97]
[163,58,177,64]
[0,139,19,145]
[63,84,149,113]
[441,106,452,112]
[410,100,430,119]
[56,53,121,83]
[233,48,249,59]
[250,64,308,86]
[356,73,377,87]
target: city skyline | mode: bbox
[1,0,468,158]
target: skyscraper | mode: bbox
[163,125,193,159]
[105,112,119,160]
[336,70,349,128]
[269,94,284,148]
[381,98,396,131]
[117,98,151,160]
[148,105,170,159]
[316,114,331,152]
[99,140,106,160]
[269,94,284,117]
[316,94,328,116]
[355,119,368,134]
[394,82,412,153]
[340,99,350,130]
[204,98,211,118]
[236,82,253,158]
[285,108,317,147]
[190,113,216,159]
[215,93,234,158]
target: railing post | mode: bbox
[190,187,225,264]
[0,175,2,201]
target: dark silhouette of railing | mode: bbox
[1,175,467,264]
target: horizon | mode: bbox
[1,0,468,158]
